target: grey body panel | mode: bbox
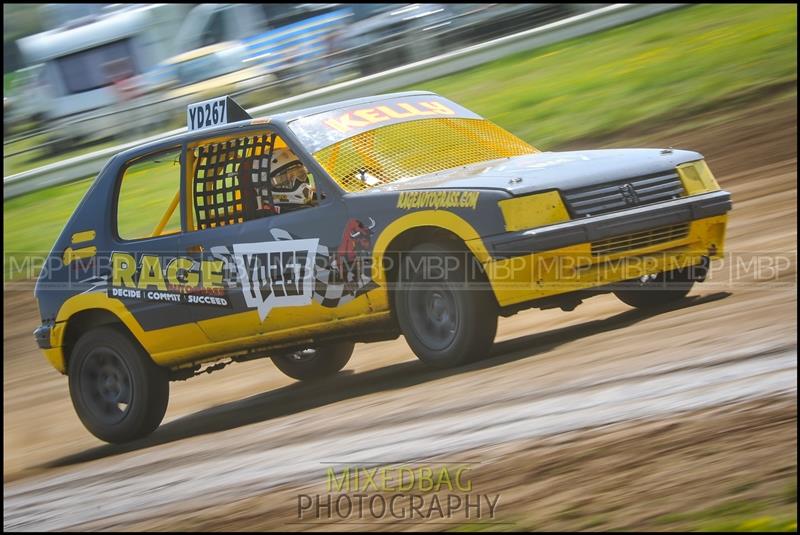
[359,149,703,197]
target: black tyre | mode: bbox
[614,265,696,309]
[68,326,169,444]
[271,342,354,381]
[395,242,498,368]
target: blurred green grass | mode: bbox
[3,3,797,280]
[653,498,797,532]
[447,479,797,531]
[419,4,797,148]
[4,135,132,177]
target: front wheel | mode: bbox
[68,326,169,444]
[395,242,498,368]
[271,342,354,381]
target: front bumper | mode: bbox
[482,191,731,308]
[34,321,68,373]
[33,323,52,349]
[487,190,731,259]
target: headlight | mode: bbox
[498,191,569,231]
[677,160,720,195]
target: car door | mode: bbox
[179,128,372,343]
[109,145,198,336]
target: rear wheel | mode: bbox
[395,242,498,368]
[614,265,697,309]
[271,342,354,381]
[68,326,169,444]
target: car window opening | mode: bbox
[188,132,317,231]
[151,189,181,237]
[116,147,182,240]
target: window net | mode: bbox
[192,134,275,229]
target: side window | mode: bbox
[188,132,318,231]
[116,148,183,240]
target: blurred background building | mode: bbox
[3,3,596,152]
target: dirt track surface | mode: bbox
[3,95,797,530]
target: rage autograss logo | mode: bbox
[110,252,230,307]
[110,239,319,319]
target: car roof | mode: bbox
[265,90,436,123]
[113,90,438,163]
[113,91,436,160]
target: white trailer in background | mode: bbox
[15,4,189,145]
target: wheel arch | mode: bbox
[371,210,492,286]
[373,215,498,314]
[62,308,138,373]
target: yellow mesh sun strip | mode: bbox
[314,118,537,192]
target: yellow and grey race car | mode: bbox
[34,92,731,443]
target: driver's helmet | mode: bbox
[247,148,314,213]
[267,148,314,209]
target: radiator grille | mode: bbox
[563,171,684,218]
[591,224,690,256]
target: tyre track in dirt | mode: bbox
[3,342,797,530]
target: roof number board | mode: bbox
[187,96,252,131]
